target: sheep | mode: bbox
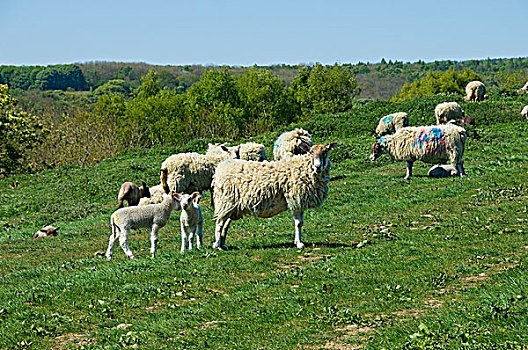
[212,143,337,250]
[138,184,165,206]
[160,146,238,206]
[370,124,467,179]
[273,128,314,161]
[105,191,181,260]
[435,102,465,124]
[206,142,267,161]
[118,181,150,208]
[518,81,528,94]
[33,225,60,240]
[374,112,409,138]
[179,192,204,253]
[521,105,528,119]
[428,164,459,178]
[464,81,486,102]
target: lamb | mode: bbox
[179,192,204,253]
[464,81,486,102]
[370,124,467,179]
[374,112,409,138]
[105,191,181,260]
[428,164,459,178]
[273,128,314,161]
[138,184,165,206]
[434,102,465,124]
[521,105,528,119]
[206,142,267,161]
[160,146,238,203]
[33,225,60,240]
[212,143,337,250]
[118,181,150,208]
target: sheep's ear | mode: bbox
[192,192,202,203]
[171,192,181,201]
[327,143,337,151]
[142,181,147,188]
[220,145,229,152]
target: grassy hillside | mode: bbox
[1,92,528,349]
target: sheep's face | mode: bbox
[370,142,384,161]
[139,182,151,198]
[180,192,201,211]
[310,143,336,174]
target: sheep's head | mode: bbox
[370,141,385,161]
[208,143,240,159]
[139,181,151,198]
[180,192,202,211]
[310,143,336,174]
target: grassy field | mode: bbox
[1,93,528,349]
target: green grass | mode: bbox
[1,93,528,349]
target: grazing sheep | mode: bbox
[370,124,467,179]
[118,181,150,208]
[464,81,486,102]
[105,192,181,260]
[374,112,409,138]
[138,184,165,206]
[273,128,314,161]
[212,143,337,250]
[179,192,203,253]
[207,142,267,161]
[435,102,465,124]
[428,164,459,178]
[160,146,238,206]
[518,81,528,94]
[521,105,528,119]
[33,225,60,240]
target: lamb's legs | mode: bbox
[188,228,195,250]
[292,211,305,249]
[196,223,203,249]
[181,224,188,253]
[404,161,413,179]
[105,232,118,260]
[119,229,135,259]
[149,224,159,258]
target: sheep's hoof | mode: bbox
[296,242,305,249]
[105,255,112,261]
[151,254,156,259]
[127,255,135,259]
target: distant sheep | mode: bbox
[105,192,181,260]
[521,105,528,119]
[518,81,528,93]
[370,124,467,179]
[428,164,459,178]
[118,182,150,208]
[33,225,60,240]
[435,102,465,124]
[273,128,313,161]
[464,81,486,102]
[374,112,409,138]
[179,192,203,253]
[138,184,164,206]
[212,143,336,250]
[206,142,267,161]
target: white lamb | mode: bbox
[273,128,314,161]
[179,192,204,253]
[521,105,528,119]
[464,81,486,102]
[428,164,459,178]
[370,124,467,179]
[374,112,409,138]
[206,142,267,161]
[212,143,336,250]
[105,192,181,260]
[434,102,465,124]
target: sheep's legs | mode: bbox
[292,211,305,249]
[150,224,159,258]
[213,217,231,250]
[105,232,118,260]
[404,161,413,179]
[196,223,203,249]
[119,229,135,259]
[220,218,231,248]
[457,160,465,177]
[188,228,195,250]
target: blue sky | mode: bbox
[1,0,527,66]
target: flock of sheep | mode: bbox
[94,79,528,259]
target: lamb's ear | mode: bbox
[220,144,229,152]
[142,181,147,188]
[171,192,181,201]
[327,143,337,151]
[191,191,202,203]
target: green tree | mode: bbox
[0,84,43,176]
[135,71,161,99]
[94,79,131,97]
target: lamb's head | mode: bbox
[370,138,387,161]
[180,192,201,211]
[138,182,151,198]
[310,143,336,174]
[164,191,182,211]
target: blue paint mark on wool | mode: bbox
[378,136,387,145]
[274,134,282,148]
[382,115,394,124]
[413,127,445,150]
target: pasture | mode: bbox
[1,93,528,349]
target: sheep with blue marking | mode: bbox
[273,128,313,161]
[374,112,409,138]
[370,124,467,179]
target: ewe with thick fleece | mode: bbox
[138,184,164,206]
[160,147,237,197]
[521,105,528,119]
[374,112,409,138]
[370,124,467,179]
[273,128,313,161]
[179,192,203,253]
[106,192,181,260]
[435,102,465,124]
[464,81,486,102]
[206,142,267,161]
[212,143,336,250]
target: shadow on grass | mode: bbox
[251,241,357,250]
